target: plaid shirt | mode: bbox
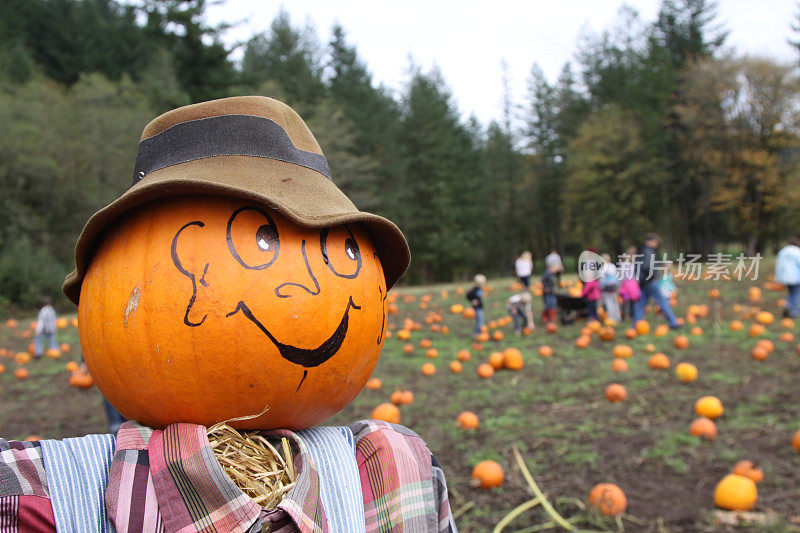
[0,420,455,532]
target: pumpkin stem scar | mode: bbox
[225,297,361,368]
[171,220,207,327]
[123,286,141,326]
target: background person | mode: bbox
[506,291,534,334]
[467,274,486,337]
[541,263,559,323]
[775,236,800,318]
[545,248,564,283]
[618,246,641,320]
[34,297,58,358]
[633,233,680,328]
[600,253,621,322]
[515,251,534,289]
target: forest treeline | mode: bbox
[1,0,799,308]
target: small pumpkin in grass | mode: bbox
[488,351,505,370]
[425,348,439,359]
[729,320,744,332]
[713,474,757,511]
[695,395,724,419]
[402,343,414,354]
[476,363,494,379]
[14,368,29,380]
[471,460,504,489]
[476,332,490,343]
[755,311,774,325]
[461,307,476,319]
[575,335,591,349]
[69,370,94,389]
[419,338,432,349]
[624,328,637,339]
[653,324,670,337]
[644,343,656,353]
[14,352,30,365]
[457,349,471,362]
[780,317,794,329]
[0,363,5,374]
[779,331,794,343]
[756,339,774,353]
[748,286,762,303]
[792,429,800,453]
[587,483,627,516]
[689,326,703,336]
[538,345,553,358]
[598,327,615,342]
[674,335,689,349]
[689,417,717,441]
[750,345,769,361]
[491,330,504,342]
[502,348,523,370]
[471,342,484,351]
[449,360,463,373]
[675,362,698,383]
[456,411,479,430]
[708,288,721,299]
[611,358,628,373]
[370,403,400,424]
[612,344,633,359]
[65,361,80,373]
[421,363,436,376]
[748,323,765,337]
[605,383,627,403]
[5,319,18,329]
[59,343,71,353]
[45,348,61,359]
[545,322,558,334]
[450,304,464,314]
[647,353,670,370]
[635,320,650,336]
[732,460,764,483]
[396,329,411,341]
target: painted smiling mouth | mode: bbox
[226,296,361,369]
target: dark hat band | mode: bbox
[132,114,332,187]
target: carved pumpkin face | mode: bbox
[78,195,388,430]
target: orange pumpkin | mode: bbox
[792,429,800,453]
[695,395,724,419]
[421,363,436,376]
[65,361,80,373]
[79,196,387,430]
[647,353,670,370]
[476,363,495,379]
[713,474,757,511]
[748,323,765,337]
[365,378,382,390]
[538,345,553,358]
[471,460,504,488]
[675,362,698,383]
[612,344,633,359]
[69,370,94,389]
[729,320,744,332]
[689,417,717,441]
[456,411,479,430]
[370,403,400,424]
[502,348,524,370]
[457,349,471,362]
[402,343,414,354]
[674,335,689,349]
[575,335,591,349]
[611,358,628,373]
[545,322,558,334]
[587,483,627,516]
[488,352,505,370]
[425,348,439,359]
[419,338,432,349]
[750,345,769,361]
[0,363,5,374]
[449,360,463,373]
[635,320,650,336]
[605,383,627,403]
[60,343,71,353]
[732,460,764,484]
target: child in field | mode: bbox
[541,264,558,322]
[581,276,600,322]
[34,297,58,358]
[659,261,676,300]
[599,253,621,322]
[507,291,534,335]
[618,246,641,320]
[466,274,486,337]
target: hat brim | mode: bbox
[63,155,410,304]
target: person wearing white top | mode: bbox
[515,251,534,288]
[34,297,58,358]
[775,237,800,318]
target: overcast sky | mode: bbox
[207,1,799,125]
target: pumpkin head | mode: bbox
[79,195,387,430]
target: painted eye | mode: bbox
[320,226,362,279]
[227,206,280,269]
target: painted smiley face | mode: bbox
[79,195,388,430]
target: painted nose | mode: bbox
[274,240,321,298]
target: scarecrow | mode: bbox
[0,97,457,532]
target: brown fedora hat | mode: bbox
[62,96,409,304]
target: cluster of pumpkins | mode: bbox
[0,317,93,388]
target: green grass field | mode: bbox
[1,274,799,532]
